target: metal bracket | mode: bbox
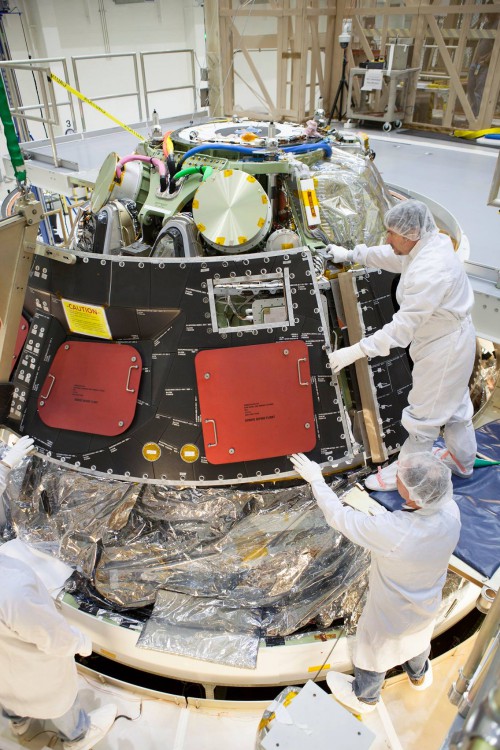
[31,241,77,265]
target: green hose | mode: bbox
[173,165,213,182]
[0,73,26,184]
[474,457,500,468]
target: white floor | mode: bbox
[0,634,475,750]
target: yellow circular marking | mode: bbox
[180,444,200,463]
[142,442,161,462]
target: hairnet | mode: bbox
[384,200,437,242]
[397,452,453,512]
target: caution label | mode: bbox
[62,299,112,340]
[142,442,161,462]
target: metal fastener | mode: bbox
[305,422,310,429]
[118,421,124,427]
[229,448,235,454]
[204,372,210,379]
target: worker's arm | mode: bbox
[9,580,91,657]
[289,455,401,555]
[359,260,448,358]
[353,243,404,274]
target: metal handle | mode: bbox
[204,418,218,448]
[40,374,55,400]
[297,357,309,386]
[126,365,139,393]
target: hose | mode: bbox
[173,165,213,182]
[177,142,262,168]
[115,154,168,192]
[0,73,27,185]
[282,140,333,158]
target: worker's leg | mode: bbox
[2,706,32,736]
[50,695,90,743]
[441,389,476,476]
[402,645,430,679]
[352,665,386,704]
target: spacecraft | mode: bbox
[1,117,494,692]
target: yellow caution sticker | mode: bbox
[192,199,199,209]
[257,217,265,228]
[261,194,268,204]
[50,72,145,141]
[62,299,112,340]
[246,175,256,183]
[196,223,206,232]
[281,242,294,249]
[180,444,200,463]
[300,178,321,227]
[238,236,248,244]
[142,442,161,462]
[224,169,233,177]
[215,237,226,245]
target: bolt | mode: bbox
[39,400,44,406]
[283,349,289,355]
[118,420,124,427]
[229,448,235,454]
[32,209,37,215]
[204,372,210,379]
[131,356,137,362]
[64,344,70,350]
[305,422,310,429]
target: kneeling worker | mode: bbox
[290,451,460,713]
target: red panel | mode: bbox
[11,316,29,376]
[38,341,142,436]
[195,341,316,464]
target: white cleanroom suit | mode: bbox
[353,231,476,472]
[306,475,460,672]
[0,553,91,719]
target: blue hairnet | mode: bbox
[397,452,453,512]
[384,200,437,242]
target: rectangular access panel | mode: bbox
[195,341,316,464]
[38,341,142,436]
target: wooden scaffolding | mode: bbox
[204,0,500,131]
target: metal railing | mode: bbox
[0,57,77,167]
[139,49,197,120]
[71,52,143,131]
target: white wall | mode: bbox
[0,0,207,163]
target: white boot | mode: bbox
[326,671,377,714]
[9,717,32,736]
[365,460,398,492]
[62,705,117,750]
[408,660,433,691]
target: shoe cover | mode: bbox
[326,671,377,714]
[365,461,398,491]
[62,704,117,750]
[408,660,433,691]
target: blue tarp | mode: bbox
[370,421,500,580]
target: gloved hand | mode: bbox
[290,453,324,484]
[326,245,353,263]
[328,343,365,374]
[76,631,93,657]
[1,435,34,469]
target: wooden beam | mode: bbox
[477,27,500,127]
[443,13,472,128]
[230,19,277,117]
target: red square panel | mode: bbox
[195,341,316,464]
[38,341,142,436]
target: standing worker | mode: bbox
[0,435,117,749]
[327,200,476,491]
[290,451,461,713]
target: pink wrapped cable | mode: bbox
[115,154,168,192]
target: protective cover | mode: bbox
[137,590,262,669]
[6,455,370,639]
[369,426,500,579]
[255,685,301,749]
[311,147,394,248]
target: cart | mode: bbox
[346,67,421,131]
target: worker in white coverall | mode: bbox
[0,435,117,750]
[290,451,460,714]
[327,199,476,492]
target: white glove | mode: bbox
[290,453,324,484]
[1,435,34,469]
[326,245,353,263]
[328,343,365,373]
[77,632,93,657]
